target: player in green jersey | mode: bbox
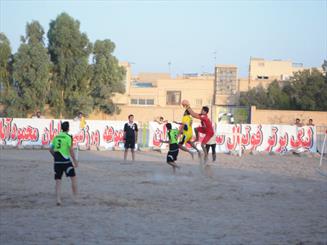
[49,121,78,206]
[160,123,182,173]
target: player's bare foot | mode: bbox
[204,154,208,164]
[72,195,79,204]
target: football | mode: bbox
[181,99,190,108]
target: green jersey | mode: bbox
[51,132,72,158]
[168,129,179,144]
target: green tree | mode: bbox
[285,69,326,110]
[12,21,51,116]
[91,39,125,114]
[47,12,93,118]
[266,81,290,109]
[0,33,20,117]
[241,68,327,111]
[0,33,12,92]
[240,85,268,108]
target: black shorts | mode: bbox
[54,163,76,180]
[167,144,179,162]
[205,144,216,154]
[53,152,75,180]
[125,139,136,149]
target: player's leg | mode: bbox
[66,165,77,196]
[55,179,62,205]
[131,139,136,161]
[201,143,208,162]
[201,132,214,163]
[71,176,78,197]
[189,140,201,158]
[131,148,135,161]
[178,135,193,159]
[194,127,199,142]
[205,144,210,157]
[54,164,64,205]
[212,144,216,161]
[124,149,128,161]
[167,146,180,172]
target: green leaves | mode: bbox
[90,39,125,114]
[12,21,51,116]
[240,68,327,111]
[1,13,125,118]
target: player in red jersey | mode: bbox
[185,105,214,163]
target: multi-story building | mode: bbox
[99,67,215,122]
[248,57,323,89]
[214,65,239,105]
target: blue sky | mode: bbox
[1,0,326,77]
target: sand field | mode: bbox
[0,149,327,245]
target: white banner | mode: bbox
[0,118,127,149]
[0,118,316,153]
[148,122,316,153]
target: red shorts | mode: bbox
[197,127,214,145]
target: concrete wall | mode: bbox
[250,106,327,126]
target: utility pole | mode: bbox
[168,61,172,77]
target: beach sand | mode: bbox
[0,149,326,245]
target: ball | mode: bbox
[181,99,190,108]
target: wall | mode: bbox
[250,106,327,126]
[1,118,317,154]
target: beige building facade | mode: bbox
[248,57,323,89]
[105,68,216,122]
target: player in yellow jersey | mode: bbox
[174,110,201,159]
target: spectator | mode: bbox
[307,119,315,126]
[294,118,303,127]
[74,112,86,130]
[155,116,168,124]
[32,111,45,119]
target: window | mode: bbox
[131,99,138,104]
[166,91,181,105]
[130,98,155,106]
[147,99,154,105]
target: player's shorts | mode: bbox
[196,127,214,145]
[167,143,179,162]
[124,139,136,149]
[179,133,192,145]
[53,152,75,180]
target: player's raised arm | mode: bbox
[181,100,201,119]
[186,106,201,119]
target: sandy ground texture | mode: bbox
[0,149,327,245]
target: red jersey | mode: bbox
[199,114,214,134]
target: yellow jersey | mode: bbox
[181,115,193,136]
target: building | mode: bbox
[97,65,215,122]
[214,65,239,105]
[248,57,323,89]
